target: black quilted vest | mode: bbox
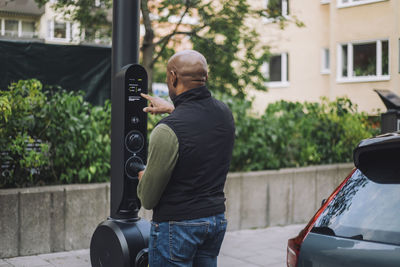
[152,86,235,222]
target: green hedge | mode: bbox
[0,79,111,188]
[221,94,379,171]
[0,79,378,188]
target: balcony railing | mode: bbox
[2,30,38,39]
[4,30,19,37]
[21,31,38,38]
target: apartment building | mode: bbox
[2,0,398,113]
[249,0,399,114]
[0,0,86,44]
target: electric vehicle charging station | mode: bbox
[90,0,151,266]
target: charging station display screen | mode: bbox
[128,77,145,102]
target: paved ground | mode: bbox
[0,224,304,267]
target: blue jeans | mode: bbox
[149,213,227,267]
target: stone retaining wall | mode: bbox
[0,163,354,258]
[223,163,353,230]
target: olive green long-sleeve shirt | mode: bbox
[137,123,179,209]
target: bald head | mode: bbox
[166,50,208,99]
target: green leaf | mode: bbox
[89,166,96,174]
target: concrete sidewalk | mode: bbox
[0,224,304,267]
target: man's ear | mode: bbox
[171,71,178,87]
[205,74,208,82]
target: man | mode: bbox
[137,50,235,267]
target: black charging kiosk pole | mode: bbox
[90,0,151,266]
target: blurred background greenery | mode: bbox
[0,79,378,188]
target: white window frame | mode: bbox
[337,0,388,8]
[320,0,330,4]
[20,20,37,38]
[17,20,22,37]
[336,39,390,83]
[46,20,71,42]
[1,19,5,36]
[0,18,37,38]
[263,0,289,23]
[264,52,289,88]
[321,48,330,74]
[2,18,19,37]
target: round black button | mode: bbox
[125,131,144,153]
[125,156,144,178]
[131,116,139,124]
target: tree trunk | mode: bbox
[141,0,155,94]
[142,44,154,93]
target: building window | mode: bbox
[47,20,71,42]
[21,21,35,38]
[264,53,289,87]
[54,22,67,38]
[0,19,36,38]
[337,0,388,8]
[266,0,289,17]
[337,39,389,83]
[4,19,18,37]
[321,48,330,74]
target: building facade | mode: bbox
[250,0,399,114]
[2,0,398,113]
[0,0,93,44]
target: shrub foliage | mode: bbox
[0,80,378,188]
[0,79,110,188]
[223,94,379,171]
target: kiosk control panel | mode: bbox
[124,65,147,178]
[111,64,148,218]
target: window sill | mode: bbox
[321,69,331,75]
[45,37,71,43]
[321,0,330,4]
[336,75,390,83]
[337,0,388,9]
[262,15,291,24]
[265,81,290,88]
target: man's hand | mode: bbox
[141,93,175,114]
[138,170,144,181]
[128,161,145,178]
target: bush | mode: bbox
[41,89,111,184]
[0,80,50,187]
[222,95,379,171]
[0,79,110,188]
[1,79,379,188]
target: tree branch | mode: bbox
[154,29,197,46]
[150,3,191,67]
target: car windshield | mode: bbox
[312,169,400,245]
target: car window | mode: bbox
[312,169,400,245]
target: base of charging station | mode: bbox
[90,217,150,267]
